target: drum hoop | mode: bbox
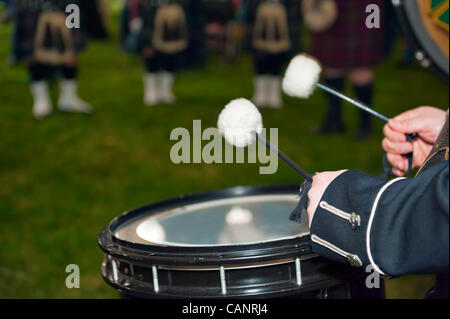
[395,1,449,82]
[98,184,312,266]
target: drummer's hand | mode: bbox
[382,106,446,176]
[307,170,348,228]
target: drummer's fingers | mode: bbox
[392,167,407,177]
[386,153,409,171]
[382,138,414,155]
[383,123,406,143]
[391,108,421,126]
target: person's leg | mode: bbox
[28,63,54,119]
[143,53,160,106]
[57,63,93,114]
[319,68,346,134]
[350,68,374,139]
[158,53,178,104]
[267,53,283,109]
[252,53,270,108]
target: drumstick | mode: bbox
[254,132,313,182]
[218,98,312,181]
[314,83,419,139]
[315,83,420,140]
[283,54,419,138]
[314,83,389,122]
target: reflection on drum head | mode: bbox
[136,220,166,243]
[114,194,309,247]
[225,206,253,225]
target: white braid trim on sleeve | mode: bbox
[366,177,406,276]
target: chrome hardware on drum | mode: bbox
[98,185,383,299]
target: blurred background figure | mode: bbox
[203,0,234,59]
[11,0,92,120]
[223,0,246,63]
[0,0,12,22]
[121,0,204,106]
[79,0,110,41]
[0,0,16,65]
[246,0,301,109]
[305,0,386,138]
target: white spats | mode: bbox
[252,75,269,107]
[144,72,176,106]
[58,79,93,114]
[30,80,52,120]
[282,54,322,98]
[252,76,283,109]
[144,73,158,106]
[268,76,282,109]
[159,72,176,104]
[136,219,166,243]
[225,206,253,225]
[217,98,263,148]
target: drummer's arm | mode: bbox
[306,162,449,277]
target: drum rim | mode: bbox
[394,0,449,82]
[98,184,312,266]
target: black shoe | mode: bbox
[317,119,346,135]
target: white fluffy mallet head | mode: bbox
[282,54,322,99]
[218,98,263,148]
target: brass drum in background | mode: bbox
[394,0,449,81]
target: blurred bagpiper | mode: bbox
[245,0,301,109]
[121,0,202,106]
[12,0,93,119]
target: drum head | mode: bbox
[395,0,449,81]
[114,193,308,247]
[99,184,313,266]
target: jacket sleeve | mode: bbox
[310,161,449,277]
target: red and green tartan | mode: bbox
[310,0,385,69]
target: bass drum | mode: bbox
[393,0,449,81]
[98,185,383,299]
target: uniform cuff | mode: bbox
[310,170,395,271]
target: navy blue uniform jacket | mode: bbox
[310,113,449,297]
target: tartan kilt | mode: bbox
[310,0,385,69]
[12,0,86,63]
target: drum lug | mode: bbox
[219,266,227,295]
[152,266,160,293]
[111,257,119,284]
[295,258,302,286]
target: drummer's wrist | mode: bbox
[308,170,396,270]
[307,170,348,227]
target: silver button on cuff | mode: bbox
[349,213,361,230]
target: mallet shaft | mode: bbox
[315,82,419,140]
[255,132,312,182]
[315,82,390,122]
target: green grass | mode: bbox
[0,18,448,298]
